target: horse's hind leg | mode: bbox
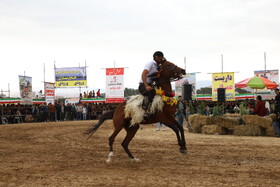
[122,124,140,162]
[107,125,123,163]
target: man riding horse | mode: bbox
[139,51,165,119]
[85,51,187,162]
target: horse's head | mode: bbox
[159,61,186,82]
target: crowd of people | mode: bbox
[0,101,118,124]
[1,86,280,137]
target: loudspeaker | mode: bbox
[217,88,226,102]
[182,84,192,101]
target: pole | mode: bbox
[43,63,46,97]
[264,52,266,71]
[184,57,186,71]
[221,54,223,73]
[8,83,10,98]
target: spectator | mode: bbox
[156,122,166,131]
[48,103,56,121]
[76,103,83,120]
[274,89,280,114]
[92,90,95,98]
[83,92,88,99]
[55,101,61,121]
[176,96,185,126]
[96,89,101,98]
[65,103,71,121]
[253,95,266,116]
[60,102,65,121]
[82,104,88,120]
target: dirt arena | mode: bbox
[1,120,280,186]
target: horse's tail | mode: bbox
[84,110,115,139]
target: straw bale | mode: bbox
[215,116,240,130]
[224,113,240,118]
[196,115,211,126]
[202,125,227,135]
[189,124,203,133]
[188,114,199,126]
[243,115,272,129]
[233,125,262,136]
[188,114,211,126]
[265,127,276,137]
[269,114,277,122]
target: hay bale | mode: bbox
[188,114,199,126]
[243,115,272,129]
[224,113,240,118]
[233,125,262,136]
[215,116,240,130]
[188,114,211,133]
[269,114,277,122]
[189,124,203,133]
[196,115,211,126]
[265,127,276,137]
[202,125,227,135]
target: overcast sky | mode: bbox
[0,0,279,97]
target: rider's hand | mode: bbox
[145,85,153,91]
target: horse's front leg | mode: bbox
[165,123,187,154]
[175,123,187,154]
[122,123,141,162]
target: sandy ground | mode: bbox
[0,120,280,187]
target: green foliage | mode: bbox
[198,101,206,115]
[189,102,195,114]
[124,88,139,98]
[235,88,252,94]
[239,101,249,116]
[212,104,224,117]
[196,87,212,95]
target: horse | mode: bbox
[85,60,187,162]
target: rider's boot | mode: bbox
[142,97,151,119]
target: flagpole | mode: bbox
[264,52,266,71]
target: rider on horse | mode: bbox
[138,51,165,119]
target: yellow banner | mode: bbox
[55,80,87,87]
[212,72,235,101]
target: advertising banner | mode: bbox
[105,68,125,103]
[19,75,33,105]
[175,73,196,97]
[45,82,55,104]
[55,67,87,87]
[212,72,235,101]
[254,69,279,100]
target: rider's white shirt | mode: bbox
[139,60,158,84]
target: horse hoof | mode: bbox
[179,149,187,154]
[106,159,112,164]
[131,158,141,162]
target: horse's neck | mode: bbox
[157,80,172,93]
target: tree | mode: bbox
[196,87,212,95]
[124,88,139,98]
[235,88,252,94]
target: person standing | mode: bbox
[253,95,266,116]
[272,89,280,137]
[176,96,185,126]
[156,122,166,131]
[96,89,101,98]
[274,89,280,114]
[82,104,88,120]
[48,103,56,122]
[138,51,165,119]
[76,103,83,120]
